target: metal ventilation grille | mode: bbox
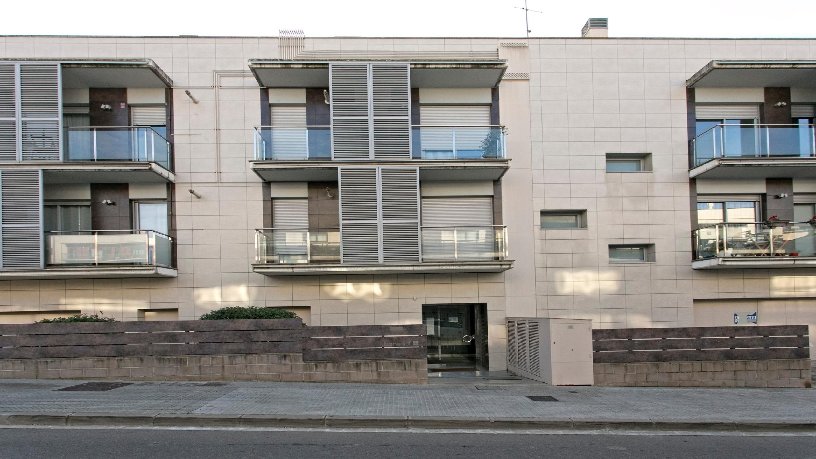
[1,170,42,269]
[507,320,517,369]
[380,167,419,263]
[19,64,60,161]
[506,318,549,383]
[339,168,379,264]
[330,63,370,160]
[528,321,540,377]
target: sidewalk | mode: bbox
[0,375,814,432]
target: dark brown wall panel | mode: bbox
[765,178,794,221]
[90,184,130,231]
[308,181,339,229]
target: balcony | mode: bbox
[252,226,512,275]
[7,230,178,279]
[250,125,509,182]
[17,127,174,184]
[692,221,816,269]
[690,124,816,179]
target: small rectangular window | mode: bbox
[605,153,652,172]
[540,210,587,229]
[608,244,655,263]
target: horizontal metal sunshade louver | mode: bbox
[272,199,309,229]
[331,63,370,160]
[20,64,60,161]
[0,170,42,269]
[0,65,16,162]
[371,64,410,160]
[380,167,419,262]
[339,168,379,263]
[694,104,759,120]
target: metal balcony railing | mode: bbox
[252,125,506,161]
[420,225,508,262]
[691,124,816,167]
[45,230,173,267]
[64,126,171,170]
[693,221,816,260]
[254,225,508,264]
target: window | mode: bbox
[133,202,168,234]
[697,199,759,225]
[540,210,587,229]
[43,203,91,233]
[608,244,655,263]
[605,153,651,172]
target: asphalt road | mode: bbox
[0,428,814,458]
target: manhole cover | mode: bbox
[56,382,132,392]
[527,395,558,402]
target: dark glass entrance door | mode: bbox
[423,304,478,370]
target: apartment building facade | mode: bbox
[1,26,815,371]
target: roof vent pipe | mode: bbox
[581,18,608,38]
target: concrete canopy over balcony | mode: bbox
[689,157,816,179]
[252,261,513,276]
[250,159,508,182]
[60,59,173,88]
[692,257,816,270]
[0,266,177,280]
[687,60,816,88]
[249,59,507,88]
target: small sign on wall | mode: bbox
[733,311,758,325]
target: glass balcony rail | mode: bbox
[64,126,171,170]
[253,125,506,161]
[254,126,331,160]
[412,125,506,160]
[421,225,508,262]
[693,222,816,260]
[255,228,340,264]
[45,230,174,267]
[692,124,816,167]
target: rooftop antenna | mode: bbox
[514,1,544,38]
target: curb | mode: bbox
[1,413,815,432]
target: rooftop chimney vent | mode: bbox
[581,18,608,38]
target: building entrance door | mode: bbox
[422,304,487,371]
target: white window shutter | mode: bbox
[694,104,759,120]
[130,106,166,126]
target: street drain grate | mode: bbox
[199,382,228,387]
[527,395,558,402]
[474,385,505,390]
[57,382,132,392]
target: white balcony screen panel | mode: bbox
[0,170,42,269]
[130,106,166,126]
[272,198,309,258]
[371,63,410,160]
[19,64,60,161]
[380,167,419,262]
[791,104,815,118]
[269,105,307,160]
[694,104,759,120]
[421,197,493,261]
[419,105,491,153]
[330,63,371,160]
[339,167,379,263]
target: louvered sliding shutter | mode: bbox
[130,106,166,126]
[371,63,410,160]
[330,63,371,160]
[270,105,307,160]
[0,64,15,162]
[0,170,42,269]
[19,64,60,161]
[421,197,494,261]
[339,168,379,263]
[380,168,419,262]
[694,104,759,120]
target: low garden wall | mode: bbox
[0,320,427,384]
[593,325,810,388]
